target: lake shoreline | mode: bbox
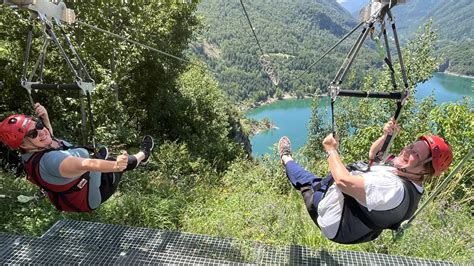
[242,93,322,112]
[442,71,474,79]
[247,73,473,157]
[244,72,472,112]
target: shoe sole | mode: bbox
[278,137,291,158]
[141,136,155,165]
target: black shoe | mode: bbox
[140,135,154,165]
[95,146,109,160]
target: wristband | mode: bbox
[326,150,338,159]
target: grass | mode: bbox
[0,147,472,263]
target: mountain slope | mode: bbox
[190,0,379,103]
[392,0,474,75]
[393,0,473,41]
[337,0,367,16]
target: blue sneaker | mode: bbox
[140,135,154,165]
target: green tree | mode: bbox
[0,1,201,146]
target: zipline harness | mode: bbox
[320,0,409,167]
[239,0,279,86]
[6,0,97,148]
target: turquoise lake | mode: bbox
[247,73,473,157]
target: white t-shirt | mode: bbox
[317,165,423,239]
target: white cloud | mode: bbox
[337,0,348,3]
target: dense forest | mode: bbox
[189,0,473,104]
[0,0,472,264]
[189,0,380,103]
[391,0,474,75]
[393,0,473,41]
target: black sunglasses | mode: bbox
[25,119,45,139]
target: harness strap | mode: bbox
[343,177,418,233]
[27,150,90,193]
[388,180,419,230]
[25,148,91,211]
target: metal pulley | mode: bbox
[259,54,279,86]
[4,0,76,24]
[359,0,407,23]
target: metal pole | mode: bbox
[388,11,408,89]
[85,91,96,149]
[28,36,50,82]
[40,15,80,78]
[338,25,372,85]
[56,19,93,81]
[378,12,410,162]
[332,24,371,86]
[331,97,336,136]
[79,96,87,146]
[381,22,397,90]
[338,90,403,99]
[329,23,371,136]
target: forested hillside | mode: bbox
[337,0,366,16]
[0,1,472,264]
[189,0,379,103]
[394,0,473,41]
[392,0,474,75]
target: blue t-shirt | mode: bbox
[21,140,102,209]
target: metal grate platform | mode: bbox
[0,220,453,265]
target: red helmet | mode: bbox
[419,135,453,176]
[0,114,34,149]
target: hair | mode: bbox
[417,158,436,182]
[423,161,435,176]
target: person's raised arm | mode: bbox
[59,151,129,178]
[368,118,400,160]
[34,103,54,136]
[323,134,366,203]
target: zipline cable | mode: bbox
[290,21,365,82]
[74,20,213,73]
[239,0,279,86]
[239,0,264,56]
[289,3,387,85]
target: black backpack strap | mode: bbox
[388,179,419,230]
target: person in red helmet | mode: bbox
[278,118,453,244]
[0,103,155,212]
